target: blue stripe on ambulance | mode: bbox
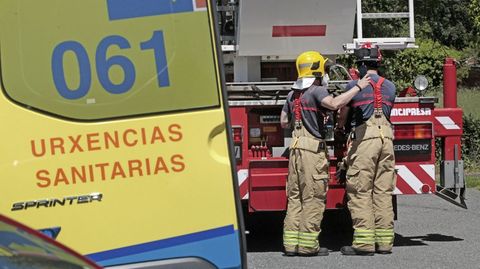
[107,0,195,21]
[87,225,241,269]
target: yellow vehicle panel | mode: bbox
[0,0,244,267]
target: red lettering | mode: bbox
[171,154,185,172]
[95,163,110,180]
[145,158,152,175]
[36,170,51,188]
[111,161,127,179]
[88,164,95,182]
[86,133,101,151]
[71,166,87,184]
[123,129,138,147]
[128,159,143,177]
[154,157,169,174]
[151,126,166,144]
[54,168,69,186]
[169,124,183,142]
[104,131,120,149]
[68,135,84,153]
[31,139,46,157]
[140,128,148,145]
[50,137,65,155]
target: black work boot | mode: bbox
[298,248,329,257]
[340,246,374,256]
[283,251,297,257]
[376,249,392,255]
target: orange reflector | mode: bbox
[421,184,431,193]
[394,123,432,139]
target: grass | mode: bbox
[466,175,480,190]
[431,87,480,117]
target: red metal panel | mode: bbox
[248,159,288,212]
[395,176,417,194]
[229,107,250,199]
[325,186,346,209]
[195,0,206,8]
[272,25,327,37]
[390,99,436,195]
[390,102,434,123]
[433,108,463,137]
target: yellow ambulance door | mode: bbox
[0,0,245,268]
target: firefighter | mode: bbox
[337,44,396,256]
[280,51,370,257]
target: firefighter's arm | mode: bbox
[320,75,370,110]
[280,110,289,129]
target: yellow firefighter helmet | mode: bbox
[296,51,328,78]
[292,51,328,89]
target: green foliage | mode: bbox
[414,0,476,49]
[359,0,478,49]
[360,0,409,38]
[466,175,480,190]
[469,0,480,32]
[382,39,470,91]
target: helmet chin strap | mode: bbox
[321,74,330,86]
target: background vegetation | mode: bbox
[338,0,480,186]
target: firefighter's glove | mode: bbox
[334,127,347,143]
[336,161,347,184]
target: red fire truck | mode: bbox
[219,0,466,213]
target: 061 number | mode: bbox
[51,31,169,100]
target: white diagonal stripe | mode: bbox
[393,187,402,195]
[420,164,435,180]
[238,169,249,200]
[237,169,248,185]
[396,165,424,193]
[435,116,460,130]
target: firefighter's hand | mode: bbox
[356,74,371,90]
[336,165,347,184]
[336,159,348,184]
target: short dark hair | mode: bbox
[361,60,379,70]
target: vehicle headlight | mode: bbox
[414,75,429,96]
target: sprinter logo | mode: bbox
[11,193,102,211]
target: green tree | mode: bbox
[414,0,476,49]
[360,0,476,49]
[469,0,480,32]
[382,39,469,91]
[360,0,409,38]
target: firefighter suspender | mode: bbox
[293,91,304,128]
[371,77,385,118]
[370,77,386,140]
[348,77,393,142]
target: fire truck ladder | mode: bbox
[344,0,417,51]
[226,80,351,105]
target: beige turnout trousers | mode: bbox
[346,114,396,252]
[283,125,329,254]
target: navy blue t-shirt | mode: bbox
[346,74,396,128]
[282,85,330,139]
